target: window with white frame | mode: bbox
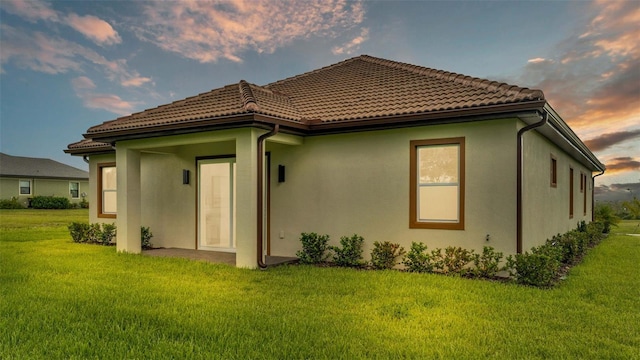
[19,180,31,195]
[410,137,465,230]
[69,182,79,198]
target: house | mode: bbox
[0,152,89,207]
[65,55,604,268]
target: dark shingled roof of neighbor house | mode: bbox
[0,153,88,179]
[78,55,545,140]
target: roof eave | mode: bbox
[308,100,548,134]
[84,114,310,143]
[541,104,605,172]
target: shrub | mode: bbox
[296,232,331,264]
[370,241,406,270]
[432,246,474,275]
[100,223,117,245]
[547,228,591,266]
[0,197,25,209]
[69,223,153,248]
[506,243,561,287]
[141,226,153,249]
[80,198,89,209]
[30,196,71,209]
[470,246,505,278]
[85,223,102,244]
[595,203,619,233]
[402,242,435,273]
[68,222,89,243]
[331,234,365,267]
[586,221,605,246]
[577,220,587,233]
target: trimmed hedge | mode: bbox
[0,197,25,209]
[298,221,606,288]
[31,196,71,209]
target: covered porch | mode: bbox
[114,127,303,268]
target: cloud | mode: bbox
[605,157,640,174]
[1,24,150,88]
[0,0,58,22]
[66,13,122,45]
[136,0,366,63]
[595,182,640,202]
[72,76,138,115]
[1,0,122,47]
[121,76,153,87]
[1,24,83,74]
[584,129,640,151]
[71,76,97,90]
[517,0,640,138]
[527,58,548,64]
[332,27,369,55]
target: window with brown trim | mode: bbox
[98,162,117,218]
[410,137,465,230]
[569,167,574,219]
[550,155,557,187]
[582,173,587,215]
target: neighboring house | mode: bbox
[0,152,89,207]
[65,55,604,268]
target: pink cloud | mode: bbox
[81,94,137,115]
[136,0,366,63]
[1,24,83,74]
[71,76,97,90]
[72,76,138,115]
[0,0,58,22]
[66,14,122,45]
[518,0,639,138]
[332,28,370,55]
[527,58,548,64]
[2,25,150,90]
[121,76,153,87]
[2,0,121,46]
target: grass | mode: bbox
[1,210,639,359]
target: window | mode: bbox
[98,163,117,218]
[410,137,465,230]
[550,155,557,187]
[19,180,31,195]
[582,173,588,215]
[569,167,574,219]
[69,182,79,198]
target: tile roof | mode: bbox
[265,55,544,122]
[64,139,112,155]
[80,55,545,141]
[0,153,88,179]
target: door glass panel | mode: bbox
[199,160,235,251]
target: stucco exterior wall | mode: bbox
[267,118,520,258]
[1,177,88,207]
[521,127,593,251]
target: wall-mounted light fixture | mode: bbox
[278,165,285,183]
[183,169,190,185]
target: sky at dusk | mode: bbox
[1,0,638,194]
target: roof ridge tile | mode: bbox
[239,80,259,112]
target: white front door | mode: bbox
[198,158,236,252]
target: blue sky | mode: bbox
[1,0,638,191]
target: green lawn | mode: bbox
[1,210,639,359]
